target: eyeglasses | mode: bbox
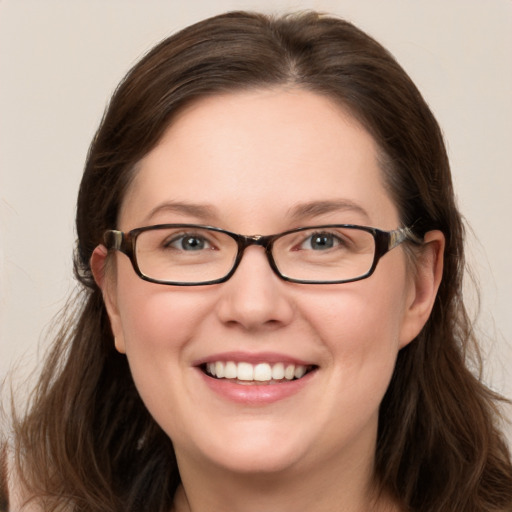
[103,224,422,286]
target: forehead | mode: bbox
[120,88,399,231]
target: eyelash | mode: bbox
[164,233,214,251]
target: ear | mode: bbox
[399,230,445,348]
[90,245,126,354]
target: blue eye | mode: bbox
[167,234,211,251]
[303,232,341,250]
[182,236,206,250]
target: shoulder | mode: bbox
[3,449,41,512]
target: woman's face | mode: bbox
[95,89,440,479]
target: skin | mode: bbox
[92,88,444,512]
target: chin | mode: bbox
[207,447,305,476]
[177,420,315,476]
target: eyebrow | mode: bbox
[143,199,370,226]
[287,199,371,223]
[144,201,219,224]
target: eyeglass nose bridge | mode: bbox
[235,233,274,249]
[228,233,281,280]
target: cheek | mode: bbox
[113,279,216,427]
[303,269,409,387]
[116,284,211,356]
[308,284,406,351]
[272,274,411,456]
[111,262,212,384]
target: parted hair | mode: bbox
[9,11,512,512]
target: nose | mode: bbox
[215,245,295,331]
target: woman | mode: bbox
[4,10,512,512]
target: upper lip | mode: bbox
[192,351,316,367]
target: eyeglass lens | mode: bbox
[134,226,376,284]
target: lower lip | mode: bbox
[198,369,316,405]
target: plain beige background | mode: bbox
[1,0,511,442]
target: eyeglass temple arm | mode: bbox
[389,227,423,250]
[102,227,422,254]
[104,230,124,251]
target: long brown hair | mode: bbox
[12,11,512,511]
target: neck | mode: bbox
[172,445,399,512]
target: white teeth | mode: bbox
[205,361,310,382]
[224,361,237,379]
[237,362,254,381]
[215,361,225,378]
[271,362,285,380]
[284,364,295,380]
[254,363,272,381]
[294,365,307,379]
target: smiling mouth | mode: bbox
[202,361,317,385]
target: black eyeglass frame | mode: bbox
[103,224,423,286]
